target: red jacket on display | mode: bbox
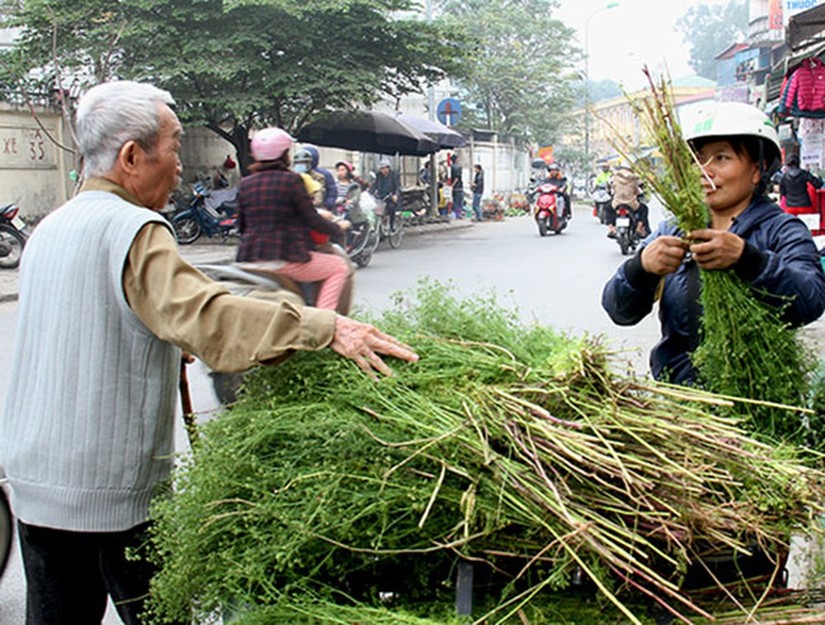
[779,57,825,117]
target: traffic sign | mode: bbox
[436,98,462,127]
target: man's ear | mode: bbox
[116,140,141,174]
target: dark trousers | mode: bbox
[453,186,464,218]
[18,520,168,625]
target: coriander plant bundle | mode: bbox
[147,282,825,625]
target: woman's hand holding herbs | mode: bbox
[688,229,745,270]
[641,236,689,276]
[330,316,419,379]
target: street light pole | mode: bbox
[584,2,619,171]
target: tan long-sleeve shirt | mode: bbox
[83,178,336,373]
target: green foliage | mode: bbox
[693,271,816,443]
[147,281,825,625]
[435,0,578,145]
[1,0,466,168]
[675,0,749,80]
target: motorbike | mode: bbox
[614,204,641,256]
[592,183,612,225]
[336,191,380,268]
[344,214,380,269]
[532,182,568,237]
[171,183,239,245]
[194,260,351,405]
[0,203,27,269]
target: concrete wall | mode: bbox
[0,103,75,220]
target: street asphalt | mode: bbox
[0,217,475,304]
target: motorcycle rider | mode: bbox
[294,149,327,208]
[237,127,350,311]
[609,164,649,238]
[592,161,613,221]
[335,161,367,228]
[545,163,571,221]
[594,161,612,188]
[301,145,338,212]
[370,158,402,229]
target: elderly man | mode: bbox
[0,81,417,624]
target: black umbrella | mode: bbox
[394,112,466,149]
[296,110,439,156]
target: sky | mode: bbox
[554,0,730,88]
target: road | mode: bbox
[0,200,822,620]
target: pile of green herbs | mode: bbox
[147,283,825,625]
[618,70,815,444]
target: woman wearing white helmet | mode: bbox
[602,101,825,384]
[235,127,350,311]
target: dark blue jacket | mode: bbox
[303,145,337,210]
[602,196,825,384]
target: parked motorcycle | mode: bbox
[592,183,612,225]
[533,182,568,236]
[0,203,27,269]
[171,183,239,245]
[614,204,641,256]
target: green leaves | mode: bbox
[436,0,578,144]
[147,281,825,624]
[5,0,463,164]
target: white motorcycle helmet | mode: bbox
[682,101,781,185]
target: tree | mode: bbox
[1,0,465,171]
[437,0,579,147]
[676,0,748,80]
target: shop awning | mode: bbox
[787,3,825,51]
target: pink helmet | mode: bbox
[251,127,294,162]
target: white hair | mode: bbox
[75,81,176,178]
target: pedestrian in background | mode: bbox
[0,80,417,625]
[471,163,484,221]
[450,153,464,219]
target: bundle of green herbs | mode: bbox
[616,69,815,443]
[147,282,825,625]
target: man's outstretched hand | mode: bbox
[329,316,419,379]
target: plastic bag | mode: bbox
[360,192,379,225]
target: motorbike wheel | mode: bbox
[537,219,548,237]
[354,249,372,268]
[0,486,11,580]
[619,235,631,256]
[386,219,403,249]
[0,224,25,269]
[211,371,244,406]
[172,216,201,245]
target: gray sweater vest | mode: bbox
[1,191,180,532]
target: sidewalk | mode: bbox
[0,218,474,304]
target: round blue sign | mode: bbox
[436,98,462,127]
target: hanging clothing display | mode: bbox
[778,57,825,118]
